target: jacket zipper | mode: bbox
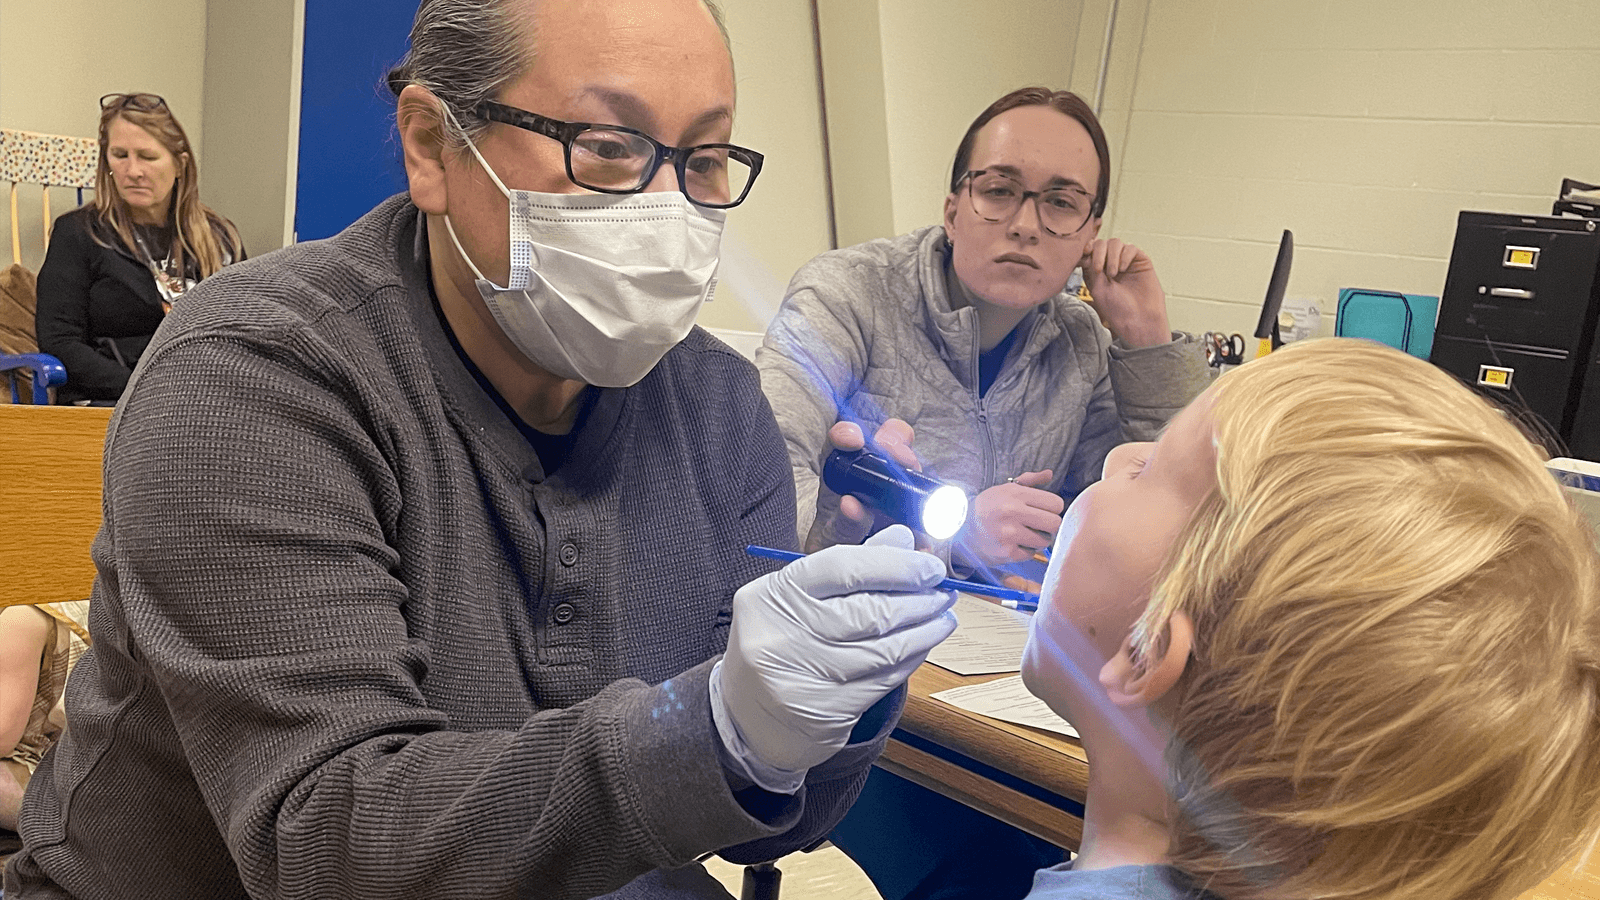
[970,321,996,489]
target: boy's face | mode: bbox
[1021,388,1220,717]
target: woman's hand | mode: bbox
[964,470,1065,565]
[1081,238,1172,349]
[806,418,924,552]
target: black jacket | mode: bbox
[34,205,242,403]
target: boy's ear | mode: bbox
[1100,611,1194,709]
[397,84,450,216]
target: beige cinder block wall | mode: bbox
[0,0,207,273]
[697,0,838,334]
[1087,0,1600,339]
[875,0,1084,238]
[816,0,1085,247]
[200,0,305,258]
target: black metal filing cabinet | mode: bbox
[1430,211,1600,454]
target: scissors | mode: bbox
[1203,332,1246,367]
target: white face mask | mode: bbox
[442,134,727,387]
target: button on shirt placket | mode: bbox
[552,541,580,625]
[524,477,594,668]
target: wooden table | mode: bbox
[881,666,1086,850]
[883,663,1599,900]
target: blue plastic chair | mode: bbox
[0,353,65,405]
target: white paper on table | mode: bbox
[924,593,1032,675]
[931,675,1079,738]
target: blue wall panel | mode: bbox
[294,0,419,242]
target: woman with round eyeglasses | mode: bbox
[761,86,1208,567]
[756,86,1210,900]
[35,92,244,405]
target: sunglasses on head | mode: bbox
[100,93,169,113]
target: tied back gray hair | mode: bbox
[386,0,732,148]
[386,0,526,146]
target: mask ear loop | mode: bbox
[439,102,514,200]
[441,215,493,286]
[436,100,513,288]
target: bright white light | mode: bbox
[921,486,969,540]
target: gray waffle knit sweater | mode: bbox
[8,196,887,900]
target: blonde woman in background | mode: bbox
[35,93,243,405]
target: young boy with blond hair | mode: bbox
[1022,338,1600,900]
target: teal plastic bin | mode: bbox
[1335,289,1439,359]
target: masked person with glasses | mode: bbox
[7,2,959,898]
[34,92,244,406]
[756,87,1210,900]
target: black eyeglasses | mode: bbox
[958,169,1097,237]
[474,100,763,209]
[100,93,169,113]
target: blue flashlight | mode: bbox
[822,447,970,540]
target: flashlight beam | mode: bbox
[743,545,1039,610]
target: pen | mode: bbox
[743,545,1040,611]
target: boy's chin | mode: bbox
[1020,628,1099,721]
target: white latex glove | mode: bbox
[711,525,957,786]
[964,469,1066,564]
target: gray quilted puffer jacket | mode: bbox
[757,225,1210,546]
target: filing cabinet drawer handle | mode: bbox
[1488,287,1535,300]
[1478,365,1514,390]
